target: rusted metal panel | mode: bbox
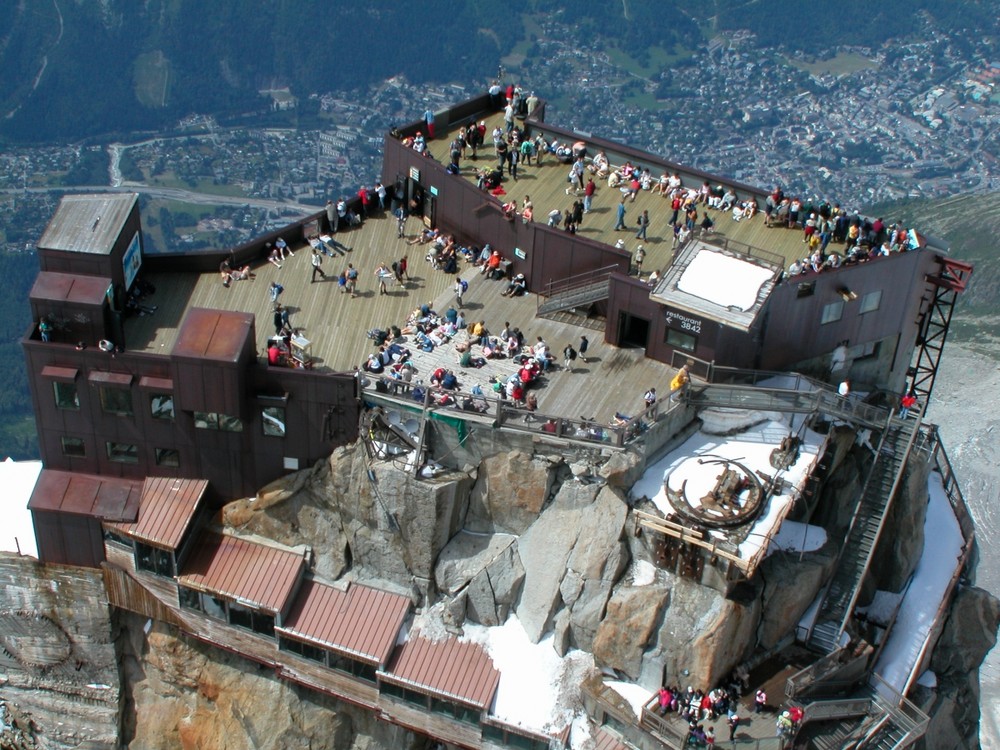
[39,365,79,381]
[117,477,208,551]
[30,271,111,305]
[278,580,410,666]
[172,308,253,363]
[27,468,142,520]
[591,728,630,750]
[38,194,138,255]
[87,371,133,386]
[177,531,306,616]
[381,635,500,711]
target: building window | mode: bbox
[262,406,286,437]
[53,382,79,410]
[665,328,697,352]
[155,448,180,467]
[150,394,174,420]
[61,436,86,457]
[821,301,844,324]
[135,541,173,577]
[100,386,134,416]
[194,412,243,432]
[859,290,882,314]
[106,441,139,464]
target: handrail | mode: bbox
[699,233,785,271]
[539,264,621,299]
[819,405,923,646]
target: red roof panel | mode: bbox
[381,635,500,711]
[177,531,305,615]
[278,580,411,666]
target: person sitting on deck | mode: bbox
[589,150,609,177]
[501,273,527,297]
[266,244,282,268]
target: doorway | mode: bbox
[617,312,650,349]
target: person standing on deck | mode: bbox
[310,249,327,283]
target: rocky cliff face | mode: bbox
[3,421,997,749]
[117,612,422,750]
[0,555,120,750]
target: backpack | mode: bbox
[565,346,577,360]
[460,279,469,293]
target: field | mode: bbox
[787,51,877,77]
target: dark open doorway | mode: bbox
[618,312,650,349]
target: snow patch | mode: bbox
[677,249,774,311]
[0,458,42,558]
[874,472,965,695]
[604,680,653,720]
[462,615,594,736]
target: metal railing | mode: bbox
[537,264,620,306]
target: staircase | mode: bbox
[537,278,611,316]
[536,265,618,318]
[808,415,920,653]
[686,383,888,428]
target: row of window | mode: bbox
[663,289,885,353]
[62,437,180,466]
[52,383,287,437]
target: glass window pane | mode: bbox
[219,414,243,433]
[665,328,697,352]
[61,436,86,457]
[106,442,138,464]
[53,382,79,410]
[194,412,219,430]
[155,448,180,467]
[262,406,286,437]
[100,386,133,416]
[150,394,174,420]
[821,301,844,324]
[860,290,882,314]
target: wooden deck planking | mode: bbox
[424,114,812,278]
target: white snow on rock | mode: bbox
[677,249,774,311]
[0,458,42,558]
[462,615,594,736]
[875,471,966,696]
[767,520,828,556]
[605,680,653,719]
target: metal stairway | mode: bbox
[808,415,920,653]
[536,265,618,318]
[537,278,611,316]
[685,382,889,429]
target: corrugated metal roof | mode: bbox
[38,194,137,255]
[27,469,142,521]
[172,308,254,363]
[277,580,410,666]
[30,271,111,305]
[177,531,305,615]
[591,728,630,750]
[381,635,500,711]
[121,477,208,551]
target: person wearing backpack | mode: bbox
[563,343,577,373]
[454,277,467,307]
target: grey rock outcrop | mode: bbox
[757,545,838,650]
[592,585,670,679]
[435,531,524,627]
[466,451,559,534]
[514,483,629,646]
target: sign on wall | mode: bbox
[122,231,142,291]
[664,309,702,335]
